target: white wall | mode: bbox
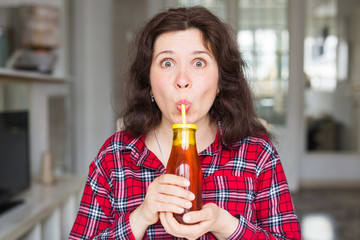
[72,0,172,175]
[273,0,305,191]
[301,154,360,186]
[71,0,115,174]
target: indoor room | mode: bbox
[0,0,359,239]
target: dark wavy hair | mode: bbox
[120,6,271,144]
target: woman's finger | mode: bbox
[161,212,204,239]
[156,174,191,187]
[156,193,192,210]
[183,203,216,224]
[159,212,171,232]
[157,184,195,200]
[155,201,186,214]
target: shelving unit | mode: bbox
[0,68,69,83]
[0,69,71,177]
[0,175,86,240]
[0,1,78,239]
[0,0,72,176]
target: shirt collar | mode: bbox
[196,121,230,157]
[119,132,151,166]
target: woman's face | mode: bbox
[150,28,219,126]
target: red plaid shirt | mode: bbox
[69,129,302,239]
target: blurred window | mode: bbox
[178,0,289,125]
[237,0,289,124]
[305,0,360,152]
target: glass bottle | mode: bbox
[166,123,202,224]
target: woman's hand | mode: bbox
[129,174,195,239]
[159,203,239,240]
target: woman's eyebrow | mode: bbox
[154,50,174,60]
[192,50,212,58]
[153,50,212,60]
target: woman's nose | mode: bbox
[175,68,191,89]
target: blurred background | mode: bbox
[0,0,359,239]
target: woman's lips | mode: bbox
[176,100,190,112]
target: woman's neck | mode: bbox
[156,116,217,153]
[146,116,218,167]
[193,118,218,153]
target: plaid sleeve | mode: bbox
[69,162,136,240]
[228,142,302,239]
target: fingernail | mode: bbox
[183,215,191,222]
[178,207,184,213]
[184,180,190,186]
[189,193,195,200]
[186,201,192,208]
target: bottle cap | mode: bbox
[172,123,197,130]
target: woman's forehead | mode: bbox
[153,29,213,56]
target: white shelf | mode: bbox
[0,175,86,240]
[0,68,69,84]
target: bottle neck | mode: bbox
[172,128,197,148]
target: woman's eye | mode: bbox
[161,60,174,68]
[193,59,205,68]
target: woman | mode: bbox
[70,6,302,240]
